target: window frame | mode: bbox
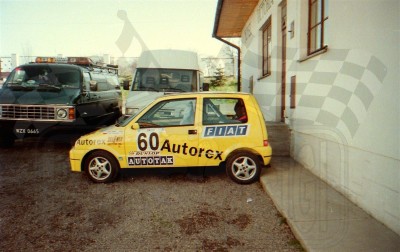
[137,98,196,128]
[307,0,328,55]
[202,98,247,125]
[290,76,296,109]
[262,17,272,77]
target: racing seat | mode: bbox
[180,102,194,125]
[143,77,155,89]
[159,77,169,89]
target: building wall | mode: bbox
[240,0,399,235]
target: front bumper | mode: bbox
[69,147,86,172]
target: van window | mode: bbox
[132,69,197,92]
[83,72,91,91]
[90,73,119,91]
[6,65,81,89]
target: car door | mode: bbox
[75,71,103,125]
[124,98,199,168]
[77,72,120,126]
[90,72,120,124]
[197,97,250,166]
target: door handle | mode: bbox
[188,130,197,135]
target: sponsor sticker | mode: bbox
[132,132,224,161]
[75,139,106,145]
[203,125,249,137]
[127,156,174,166]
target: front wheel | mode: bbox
[84,151,119,183]
[0,131,15,148]
[226,152,261,184]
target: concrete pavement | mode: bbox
[260,157,400,252]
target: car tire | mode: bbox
[84,151,119,183]
[226,152,261,184]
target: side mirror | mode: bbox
[123,80,130,90]
[202,83,209,91]
[131,123,140,130]
[89,80,98,91]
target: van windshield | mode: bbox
[5,65,81,91]
[132,69,196,92]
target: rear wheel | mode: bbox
[84,151,119,183]
[226,152,261,184]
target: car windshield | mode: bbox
[132,69,197,92]
[5,65,81,91]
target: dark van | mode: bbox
[0,57,122,147]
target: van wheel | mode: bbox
[0,132,15,148]
[84,151,119,183]
[226,152,261,184]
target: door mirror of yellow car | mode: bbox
[131,123,140,130]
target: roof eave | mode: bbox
[212,0,259,38]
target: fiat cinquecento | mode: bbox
[69,92,272,184]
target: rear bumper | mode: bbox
[255,146,272,166]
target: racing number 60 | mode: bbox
[138,132,160,151]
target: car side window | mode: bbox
[202,98,248,125]
[137,98,196,128]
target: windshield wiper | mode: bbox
[61,84,79,89]
[162,87,185,92]
[136,87,159,92]
[37,83,61,91]
[5,83,32,90]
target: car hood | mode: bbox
[0,88,81,105]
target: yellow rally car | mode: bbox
[69,92,272,184]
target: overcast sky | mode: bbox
[0,0,225,58]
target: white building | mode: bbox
[213,0,399,235]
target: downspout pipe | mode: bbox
[212,0,241,92]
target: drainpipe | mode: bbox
[212,0,241,92]
[213,36,241,92]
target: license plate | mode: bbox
[15,128,40,134]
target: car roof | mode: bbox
[159,91,252,99]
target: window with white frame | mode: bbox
[308,0,328,55]
[262,17,272,77]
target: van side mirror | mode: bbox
[123,80,130,90]
[89,80,98,91]
[202,83,209,91]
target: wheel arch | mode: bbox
[80,148,120,172]
[223,148,264,166]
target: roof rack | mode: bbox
[34,56,118,75]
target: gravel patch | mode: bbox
[0,140,303,251]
